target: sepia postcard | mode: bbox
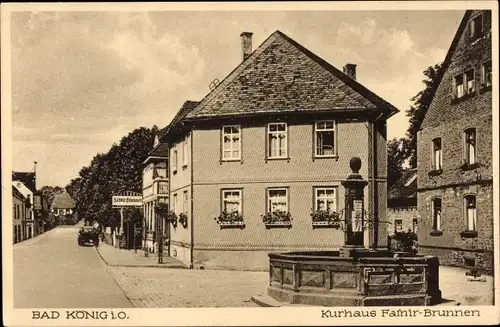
[1,1,499,326]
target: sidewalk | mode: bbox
[96,242,187,269]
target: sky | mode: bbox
[9,9,465,187]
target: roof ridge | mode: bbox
[187,31,282,118]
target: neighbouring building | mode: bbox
[388,169,418,234]
[160,30,398,271]
[417,10,493,273]
[51,192,77,225]
[12,186,27,243]
[33,191,50,233]
[142,130,171,253]
[12,172,36,239]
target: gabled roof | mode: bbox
[153,100,199,145]
[12,186,26,201]
[184,30,399,120]
[12,172,36,193]
[388,169,417,201]
[421,10,473,129]
[52,192,76,209]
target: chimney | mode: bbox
[240,32,253,61]
[343,63,357,80]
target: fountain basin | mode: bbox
[267,250,441,306]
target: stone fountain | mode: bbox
[258,157,441,306]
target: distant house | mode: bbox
[52,192,77,224]
[387,169,418,234]
[417,10,493,273]
[142,130,170,253]
[160,30,398,270]
[12,186,27,243]
[12,172,36,238]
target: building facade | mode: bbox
[12,172,36,239]
[12,186,27,243]
[388,169,418,234]
[142,134,169,253]
[162,31,398,271]
[417,10,493,273]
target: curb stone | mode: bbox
[95,246,188,269]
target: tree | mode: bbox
[387,137,407,189]
[404,63,444,168]
[66,126,155,227]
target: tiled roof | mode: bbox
[184,30,399,120]
[152,101,199,149]
[52,192,76,209]
[12,171,36,193]
[388,169,417,200]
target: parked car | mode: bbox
[78,226,99,247]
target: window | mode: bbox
[172,150,178,172]
[454,69,475,98]
[464,195,477,231]
[314,188,337,212]
[431,138,442,170]
[431,198,442,231]
[173,193,178,214]
[182,191,188,214]
[182,139,188,167]
[222,190,242,213]
[470,13,484,41]
[463,129,477,165]
[267,123,287,158]
[315,121,336,157]
[412,218,418,233]
[394,219,403,233]
[13,205,16,220]
[267,188,288,213]
[482,61,492,87]
[222,126,241,160]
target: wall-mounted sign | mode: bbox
[112,195,143,207]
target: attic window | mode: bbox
[454,69,475,99]
[470,14,484,41]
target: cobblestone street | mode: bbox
[105,263,493,307]
[106,266,265,307]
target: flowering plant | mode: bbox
[166,210,178,227]
[214,210,244,225]
[178,212,188,228]
[261,210,292,224]
[310,209,342,228]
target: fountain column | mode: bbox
[340,157,368,257]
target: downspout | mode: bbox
[370,112,384,250]
[190,128,194,269]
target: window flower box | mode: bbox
[178,213,188,228]
[214,211,245,229]
[428,169,443,177]
[262,210,292,229]
[430,230,443,236]
[460,230,478,238]
[166,210,178,228]
[310,210,342,229]
[460,161,480,171]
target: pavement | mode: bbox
[13,224,132,308]
[12,225,494,308]
[96,242,186,268]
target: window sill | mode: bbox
[460,162,480,171]
[460,230,478,238]
[312,221,341,229]
[430,230,443,236]
[220,159,243,164]
[218,221,246,229]
[312,155,339,162]
[451,91,476,104]
[428,169,443,177]
[264,221,292,229]
[265,157,290,163]
[479,84,492,94]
